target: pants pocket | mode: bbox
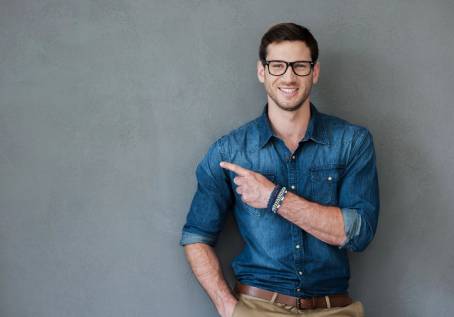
[231,301,241,317]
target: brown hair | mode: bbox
[259,23,319,63]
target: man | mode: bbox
[180,23,379,317]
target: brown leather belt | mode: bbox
[234,282,353,310]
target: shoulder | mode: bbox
[216,115,263,154]
[317,110,372,146]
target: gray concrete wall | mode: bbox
[1,0,453,316]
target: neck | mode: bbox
[267,100,311,147]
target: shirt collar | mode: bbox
[257,103,329,149]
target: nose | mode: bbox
[280,65,297,82]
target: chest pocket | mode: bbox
[237,173,275,216]
[310,166,344,206]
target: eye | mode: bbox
[294,63,309,70]
[270,62,285,69]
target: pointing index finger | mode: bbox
[220,161,250,176]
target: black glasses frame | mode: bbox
[263,60,315,77]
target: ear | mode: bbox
[257,60,265,83]
[312,62,320,84]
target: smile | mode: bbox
[278,87,299,97]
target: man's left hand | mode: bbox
[220,161,275,209]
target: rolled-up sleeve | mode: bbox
[180,136,233,247]
[339,129,380,252]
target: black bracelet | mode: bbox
[267,185,282,213]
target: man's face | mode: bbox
[257,40,319,112]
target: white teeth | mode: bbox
[279,88,298,95]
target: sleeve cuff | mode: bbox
[179,230,217,247]
[339,208,362,249]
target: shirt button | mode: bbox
[327,176,333,181]
[298,271,303,275]
[295,244,300,249]
[291,185,295,190]
[296,288,301,292]
[291,155,296,160]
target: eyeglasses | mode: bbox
[263,60,315,77]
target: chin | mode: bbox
[276,101,305,112]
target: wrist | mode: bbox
[271,186,288,214]
[219,297,238,317]
[267,185,288,214]
[267,184,282,212]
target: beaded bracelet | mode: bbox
[271,186,288,214]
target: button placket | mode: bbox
[288,150,305,285]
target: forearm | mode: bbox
[184,243,237,316]
[277,192,346,246]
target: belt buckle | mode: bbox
[297,297,316,310]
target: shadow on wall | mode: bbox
[216,213,244,288]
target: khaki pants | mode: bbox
[232,293,365,317]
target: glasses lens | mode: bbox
[292,62,312,76]
[268,61,287,76]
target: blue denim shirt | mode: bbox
[180,104,379,297]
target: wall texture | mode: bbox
[1,0,453,316]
